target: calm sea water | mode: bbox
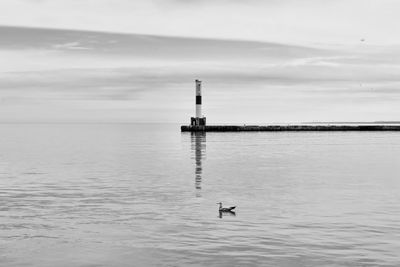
[1,123,400,266]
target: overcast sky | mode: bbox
[1,0,400,123]
[1,0,400,45]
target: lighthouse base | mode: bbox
[191,117,206,126]
[190,117,206,130]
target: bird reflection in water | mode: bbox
[191,132,206,197]
[219,210,236,219]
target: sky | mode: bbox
[1,0,400,123]
[2,0,400,45]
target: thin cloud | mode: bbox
[53,42,91,50]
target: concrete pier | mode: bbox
[181,125,400,132]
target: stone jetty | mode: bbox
[181,125,400,132]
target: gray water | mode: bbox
[1,123,400,266]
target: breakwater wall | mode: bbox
[181,125,400,132]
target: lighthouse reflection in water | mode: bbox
[191,132,206,196]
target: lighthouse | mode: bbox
[190,79,206,128]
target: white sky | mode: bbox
[0,0,399,45]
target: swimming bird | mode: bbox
[217,202,236,212]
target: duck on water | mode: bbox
[217,202,236,212]
[217,202,236,218]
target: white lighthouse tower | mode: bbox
[191,79,206,128]
[195,79,202,118]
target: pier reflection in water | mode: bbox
[190,132,206,195]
